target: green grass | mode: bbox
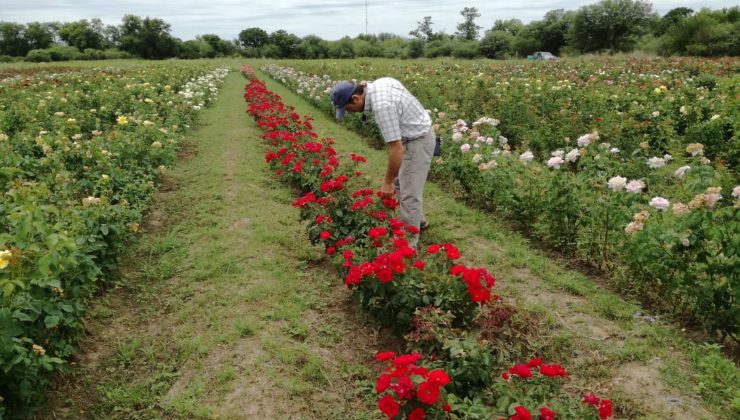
[39,69,378,419]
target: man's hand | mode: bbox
[379,180,395,199]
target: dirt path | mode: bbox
[41,70,389,419]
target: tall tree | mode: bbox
[268,29,300,58]
[568,0,654,53]
[455,7,482,41]
[491,19,524,36]
[58,20,103,51]
[409,16,435,41]
[118,15,177,59]
[0,22,30,56]
[23,22,55,50]
[238,27,268,49]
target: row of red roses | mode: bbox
[240,66,613,420]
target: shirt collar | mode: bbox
[363,82,373,112]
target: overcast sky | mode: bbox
[1,1,736,41]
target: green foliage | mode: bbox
[0,63,228,415]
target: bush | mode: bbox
[25,50,52,62]
[451,41,480,59]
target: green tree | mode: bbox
[653,7,694,36]
[568,0,654,53]
[268,30,301,58]
[659,7,740,56]
[198,34,235,56]
[238,27,269,49]
[455,7,482,41]
[491,19,524,36]
[410,16,435,41]
[0,22,30,56]
[297,35,329,59]
[23,22,55,50]
[480,30,513,58]
[58,20,103,51]
[177,39,214,59]
[118,15,177,59]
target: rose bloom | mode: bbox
[625,221,644,234]
[672,202,690,216]
[673,165,691,178]
[547,156,564,169]
[519,150,534,164]
[686,143,704,157]
[452,132,463,142]
[565,148,580,163]
[607,176,627,191]
[647,157,666,169]
[633,210,650,224]
[460,143,471,153]
[625,179,645,193]
[649,196,670,211]
[705,187,722,208]
[472,153,483,163]
[732,185,740,199]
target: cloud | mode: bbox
[3,0,734,41]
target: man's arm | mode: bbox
[380,140,403,198]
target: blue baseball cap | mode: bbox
[331,81,356,120]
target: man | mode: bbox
[331,78,435,248]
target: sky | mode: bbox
[1,0,736,41]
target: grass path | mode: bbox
[40,64,733,419]
[41,70,386,419]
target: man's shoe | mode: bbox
[420,221,429,232]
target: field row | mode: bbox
[261,59,738,342]
[0,63,228,415]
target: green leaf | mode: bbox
[44,315,60,328]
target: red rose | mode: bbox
[326,246,336,255]
[598,400,613,419]
[408,407,426,420]
[582,393,600,407]
[539,363,567,378]
[413,260,425,270]
[393,352,423,366]
[427,244,442,254]
[377,394,399,419]
[320,231,330,239]
[376,374,391,393]
[375,351,395,361]
[538,406,557,420]
[416,381,440,405]
[444,243,460,259]
[508,364,533,378]
[512,405,532,420]
[525,357,542,368]
[427,370,451,386]
[442,403,452,412]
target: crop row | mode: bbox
[241,65,618,419]
[260,60,738,342]
[0,63,229,415]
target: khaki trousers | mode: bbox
[394,127,436,248]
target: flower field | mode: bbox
[260,58,739,342]
[0,63,228,413]
[242,65,625,419]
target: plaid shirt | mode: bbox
[364,78,431,143]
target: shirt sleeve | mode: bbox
[374,103,402,143]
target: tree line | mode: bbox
[1,1,737,62]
